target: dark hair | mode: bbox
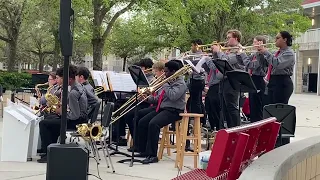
[49,72,56,79]
[138,58,153,69]
[279,31,293,46]
[165,60,181,72]
[56,65,78,79]
[254,35,267,44]
[191,39,203,45]
[77,66,90,80]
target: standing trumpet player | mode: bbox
[245,36,269,122]
[210,29,249,128]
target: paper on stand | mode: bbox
[107,71,136,92]
[90,70,110,90]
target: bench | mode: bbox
[172,117,280,180]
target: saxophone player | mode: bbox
[37,65,88,163]
[135,60,187,164]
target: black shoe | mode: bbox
[142,156,158,164]
[134,152,148,158]
[37,155,47,163]
[127,147,139,152]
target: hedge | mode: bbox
[0,72,33,91]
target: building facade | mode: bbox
[295,0,320,95]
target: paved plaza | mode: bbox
[1,93,320,180]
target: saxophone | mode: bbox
[35,82,49,100]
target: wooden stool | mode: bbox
[176,113,204,170]
[158,120,181,160]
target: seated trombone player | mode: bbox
[135,60,187,164]
[126,61,165,152]
[37,65,88,163]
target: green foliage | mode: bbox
[0,72,32,90]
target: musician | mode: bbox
[211,29,249,128]
[39,72,58,106]
[202,55,224,130]
[135,60,187,164]
[137,58,154,83]
[259,31,295,104]
[37,65,88,163]
[76,66,98,119]
[245,36,268,122]
[186,39,206,124]
[126,61,165,152]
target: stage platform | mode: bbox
[1,93,320,180]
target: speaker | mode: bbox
[59,0,74,56]
[46,143,89,180]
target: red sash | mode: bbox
[156,90,165,112]
[266,50,281,81]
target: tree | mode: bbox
[91,0,144,70]
[0,0,27,71]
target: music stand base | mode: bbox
[117,158,144,166]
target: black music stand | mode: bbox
[226,70,258,119]
[117,65,150,167]
[212,59,233,125]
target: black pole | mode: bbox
[59,56,70,144]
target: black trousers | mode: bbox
[249,75,266,122]
[267,75,293,105]
[39,114,86,153]
[205,84,223,130]
[125,102,150,139]
[186,79,205,123]
[220,79,240,128]
[137,107,183,157]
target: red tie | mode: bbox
[156,90,165,112]
[249,55,256,75]
[266,50,281,81]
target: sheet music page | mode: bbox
[90,70,110,90]
[29,96,39,108]
[106,71,137,92]
[195,56,209,72]
[184,60,200,74]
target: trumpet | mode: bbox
[198,41,228,52]
[110,65,192,125]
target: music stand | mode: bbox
[226,70,258,118]
[212,59,233,125]
[117,65,149,167]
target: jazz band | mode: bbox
[21,29,295,165]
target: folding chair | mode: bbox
[263,103,296,147]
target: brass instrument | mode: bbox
[76,123,103,141]
[95,73,108,96]
[110,73,165,122]
[198,41,227,52]
[35,86,61,115]
[110,65,192,125]
[35,82,49,100]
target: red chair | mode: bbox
[172,117,280,180]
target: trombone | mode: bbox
[111,73,165,121]
[110,65,192,125]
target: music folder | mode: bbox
[212,59,233,75]
[90,70,110,91]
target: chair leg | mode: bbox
[103,136,115,173]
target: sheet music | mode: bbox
[184,60,201,74]
[29,96,38,108]
[90,70,110,90]
[106,71,136,92]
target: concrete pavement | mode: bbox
[1,93,320,180]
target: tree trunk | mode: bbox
[52,29,60,71]
[39,53,44,73]
[7,40,17,72]
[122,56,127,72]
[92,38,104,70]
